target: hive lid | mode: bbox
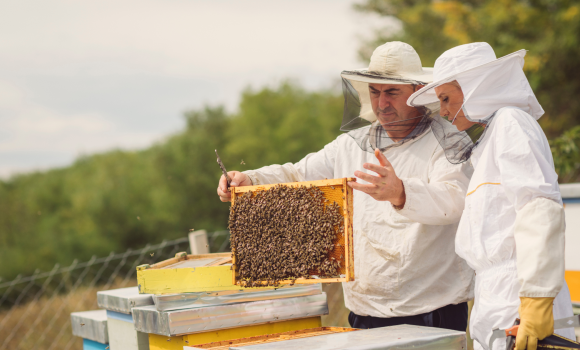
[97,286,153,314]
[153,283,322,312]
[70,310,108,344]
[132,293,328,336]
[227,324,466,350]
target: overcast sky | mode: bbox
[0,0,397,178]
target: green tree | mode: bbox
[356,0,580,137]
[0,82,344,280]
[225,82,343,169]
[550,126,580,182]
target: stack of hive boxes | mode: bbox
[133,252,329,350]
[70,286,156,350]
[97,287,154,349]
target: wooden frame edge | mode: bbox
[343,178,355,281]
[148,252,232,270]
[232,178,356,194]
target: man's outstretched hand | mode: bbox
[348,149,406,208]
[217,171,252,202]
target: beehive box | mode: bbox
[136,252,268,294]
[230,178,355,286]
[187,327,358,349]
[148,317,323,350]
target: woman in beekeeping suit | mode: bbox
[407,42,576,350]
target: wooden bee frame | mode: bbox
[230,178,355,286]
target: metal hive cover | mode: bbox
[132,293,328,336]
[70,309,108,344]
[97,286,153,314]
[229,324,466,350]
[153,283,322,311]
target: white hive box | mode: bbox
[97,287,154,350]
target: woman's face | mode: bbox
[434,82,478,131]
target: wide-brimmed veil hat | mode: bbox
[407,42,544,122]
[340,41,436,152]
[405,42,545,164]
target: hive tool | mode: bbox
[215,149,232,190]
[489,314,580,349]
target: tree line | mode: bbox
[0,83,343,280]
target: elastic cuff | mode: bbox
[393,179,410,212]
[243,172,257,185]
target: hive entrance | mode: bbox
[230,178,355,287]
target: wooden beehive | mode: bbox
[149,317,323,348]
[230,178,355,286]
[136,252,272,294]
[190,327,359,349]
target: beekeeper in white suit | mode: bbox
[218,42,475,331]
[407,42,575,349]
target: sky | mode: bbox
[0,0,397,178]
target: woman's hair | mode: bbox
[448,80,462,89]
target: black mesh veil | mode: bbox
[340,77,434,153]
[406,78,498,164]
[429,111,493,164]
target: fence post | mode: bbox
[189,229,209,254]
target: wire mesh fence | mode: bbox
[0,230,348,350]
[0,231,222,350]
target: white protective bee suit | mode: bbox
[242,128,475,318]
[407,42,575,349]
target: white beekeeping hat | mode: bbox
[341,41,434,125]
[407,42,543,121]
[340,41,436,153]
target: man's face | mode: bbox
[369,83,423,131]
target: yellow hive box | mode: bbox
[190,326,358,349]
[148,316,322,350]
[136,252,269,294]
[231,178,355,286]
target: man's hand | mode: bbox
[347,149,406,207]
[217,171,252,202]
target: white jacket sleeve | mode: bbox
[243,137,338,185]
[495,110,565,297]
[396,143,472,225]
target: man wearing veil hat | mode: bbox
[407,42,576,349]
[218,42,474,331]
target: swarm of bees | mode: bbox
[229,184,344,287]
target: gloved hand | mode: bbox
[515,297,554,350]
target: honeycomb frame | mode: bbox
[230,178,355,286]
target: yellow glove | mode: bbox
[515,297,554,350]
